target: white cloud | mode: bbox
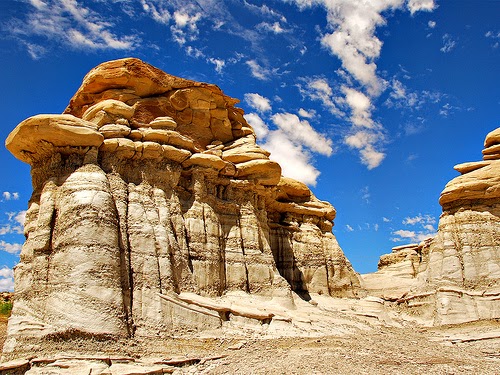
[403,214,436,225]
[13,211,26,227]
[271,113,333,156]
[257,21,286,34]
[2,192,19,201]
[208,58,225,73]
[440,34,457,53]
[262,131,321,186]
[360,186,370,203]
[141,0,171,24]
[0,211,26,236]
[342,86,374,128]
[392,213,437,242]
[11,0,139,55]
[346,224,354,232]
[298,77,341,116]
[244,93,272,113]
[393,229,416,239]
[247,111,334,186]
[287,0,436,169]
[244,113,270,139]
[246,60,272,80]
[383,217,391,222]
[428,20,436,28]
[171,9,202,45]
[298,108,316,118]
[0,241,22,254]
[0,266,14,292]
[407,0,436,14]
[344,130,386,169]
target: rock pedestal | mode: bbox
[363,128,500,325]
[4,58,360,358]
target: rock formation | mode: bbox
[363,128,500,325]
[3,58,360,358]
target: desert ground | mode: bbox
[2,315,499,374]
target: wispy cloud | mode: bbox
[9,0,139,56]
[171,8,202,45]
[391,213,437,242]
[440,33,457,53]
[246,60,274,80]
[0,210,26,236]
[297,77,342,116]
[485,30,500,49]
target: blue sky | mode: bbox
[0,0,499,290]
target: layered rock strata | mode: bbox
[4,58,360,356]
[364,128,500,325]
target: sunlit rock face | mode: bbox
[4,58,361,356]
[364,127,500,326]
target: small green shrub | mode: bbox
[0,301,13,316]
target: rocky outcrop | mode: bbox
[364,128,500,325]
[3,58,360,358]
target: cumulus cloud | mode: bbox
[244,93,272,113]
[244,113,269,139]
[0,241,22,254]
[141,0,171,24]
[0,267,14,292]
[242,91,334,185]
[245,111,335,186]
[288,0,436,169]
[262,131,321,186]
[298,108,316,118]
[344,130,386,169]
[342,86,374,128]
[271,113,333,156]
[407,0,436,14]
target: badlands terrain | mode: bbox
[1,58,499,374]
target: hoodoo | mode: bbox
[3,58,360,358]
[363,127,500,325]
